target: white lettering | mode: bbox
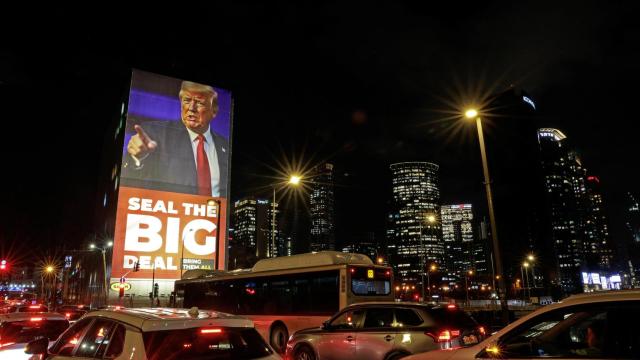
[124,214,163,252]
[128,197,140,211]
[165,217,180,254]
[123,255,137,268]
[140,198,153,212]
[139,256,151,269]
[167,201,179,214]
[184,219,217,256]
[182,203,194,216]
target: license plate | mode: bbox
[463,334,479,345]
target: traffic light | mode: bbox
[153,283,159,298]
[0,259,7,271]
[133,261,140,272]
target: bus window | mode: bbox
[350,267,391,296]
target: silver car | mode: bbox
[286,302,485,360]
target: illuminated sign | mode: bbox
[110,282,132,291]
[522,96,536,110]
[367,269,374,279]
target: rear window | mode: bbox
[142,327,272,360]
[350,267,392,296]
[0,319,69,344]
[429,308,478,329]
[18,305,48,313]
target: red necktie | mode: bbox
[196,134,212,196]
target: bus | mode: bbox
[174,251,394,353]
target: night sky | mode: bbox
[1,2,639,269]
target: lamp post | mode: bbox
[465,270,474,306]
[527,254,537,288]
[523,261,530,301]
[270,175,302,258]
[419,214,437,302]
[90,241,112,306]
[427,263,437,299]
[465,108,509,322]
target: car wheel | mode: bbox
[295,345,316,360]
[270,322,289,354]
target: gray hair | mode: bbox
[179,81,219,113]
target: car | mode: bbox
[0,312,69,359]
[25,307,282,359]
[285,302,485,360]
[55,305,90,324]
[0,304,49,314]
[403,290,640,360]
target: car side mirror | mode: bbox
[25,337,49,355]
[322,320,331,330]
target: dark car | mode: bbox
[56,305,90,323]
[286,302,485,360]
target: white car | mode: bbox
[404,290,640,360]
[0,312,69,359]
[25,307,281,359]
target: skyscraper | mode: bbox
[231,196,278,268]
[583,176,613,270]
[309,163,336,252]
[625,192,640,285]
[389,162,443,284]
[441,204,477,285]
[538,129,584,294]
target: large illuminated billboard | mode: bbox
[110,70,231,302]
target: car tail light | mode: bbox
[447,304,457,310]
[30,317,43,322]
[200,328,223,334]
[65,313,72,318]
[427,329,461,343]
[29,305,41,309]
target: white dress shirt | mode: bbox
[186,126,220,197]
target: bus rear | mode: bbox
[346,264,394,306]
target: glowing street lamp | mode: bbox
[270,174,303,258]
[464,107,508,321]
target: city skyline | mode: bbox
[1,4,639,277]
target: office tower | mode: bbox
[309,163,336,251]
[625,192,640,285]
[231,196,278,267]
[583,176,613,270]
[441,204,474,285]
[389,162,443,284]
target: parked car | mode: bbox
[26,307,281,359]
[404,290,640,359]
[286,302,485,360]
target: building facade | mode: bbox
[389,162,444,284]
[231,196,278,268]
[440,204,474,285]
[309,163,336,252]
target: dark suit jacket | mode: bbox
[121,121,229,197]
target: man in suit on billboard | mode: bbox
[122,81,229,197]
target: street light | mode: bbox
[427,263,437,298]
[527,254,537,288]
[89,242,112,306]
[465,270,474,306]
[523,261,530,300]
[270,175,302,258]
[464,108,509,322]
[419,213,438,302]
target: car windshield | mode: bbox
[0,319,68,344]
[142,327,272,360]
